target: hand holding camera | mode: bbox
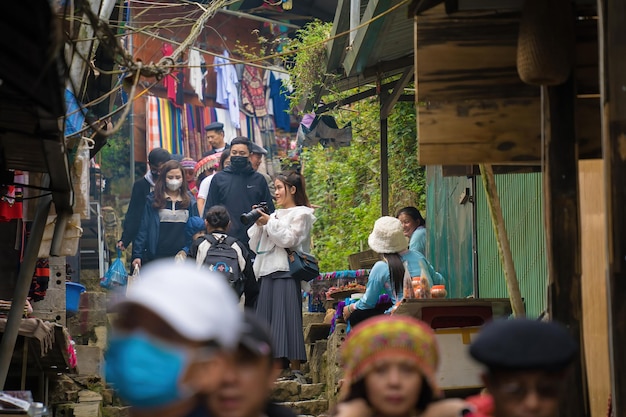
[240,202,270,226]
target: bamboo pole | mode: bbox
[479,164,525,317]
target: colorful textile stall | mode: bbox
[146,96,218,160]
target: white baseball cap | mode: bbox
[112,259,242,348]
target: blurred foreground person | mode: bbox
[335,315,471,417]
[468,318,578,417]
[205,312,296,417]
[105,260,243,417]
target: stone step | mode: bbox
[101,406,132,417]
[56,402,102,417]
[279,399,329,416]
[272,381,325,402]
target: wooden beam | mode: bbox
[417,97,601,165]
[542,77,588,417]
[479,163,525,317]
[418,98,542,165]
[598,0,626,413]
[326,0,351,72]
[380,92,389,216]
[381,65,414,118]
[415,7,599,101]
[343,0,391,76]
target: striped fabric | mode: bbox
[146,96,217,160]
[146,96,161,153]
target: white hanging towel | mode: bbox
[188,48,204,101]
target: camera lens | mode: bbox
[240,209,262,225]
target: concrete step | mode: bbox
[279,399,329,416]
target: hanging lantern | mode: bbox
[516,0,575,86]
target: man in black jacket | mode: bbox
[205,137,274,247]
[117,148,171,251]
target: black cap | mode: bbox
[469,319,577,372]
[239,311,273,357]
[251,143,268,155]
[205,122,224,132]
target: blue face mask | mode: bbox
[105,332,193,408]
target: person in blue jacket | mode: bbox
[205,137,275,248]
[132,160,199,268]
[342,216,434,329]
[397,206,427,255]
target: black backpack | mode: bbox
[200,234,245,297]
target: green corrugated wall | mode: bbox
[426,166,475,298]
[475,172,548,318]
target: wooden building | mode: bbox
[320,0,625,415]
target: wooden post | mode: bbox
[598,0,626,413]
[542,75,588,417]
[478,164,525,317]
[380,89,389,217]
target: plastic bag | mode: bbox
[100,249,128,289]
[126,265,140,295]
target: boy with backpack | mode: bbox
[189,205,259,308]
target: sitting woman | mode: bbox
[396,206,427,256]
[335,315,471,417]
[342,216,434,329]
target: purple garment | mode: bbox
[301,112,315,129]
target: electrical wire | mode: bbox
[60,0,411,138]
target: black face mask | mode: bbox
[151,170,159,180]
[229,156,249,171]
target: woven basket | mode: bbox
[517,0,574,86]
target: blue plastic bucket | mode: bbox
[66,282,86,314]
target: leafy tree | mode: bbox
[99,121,132,198]
[280,21,426,272]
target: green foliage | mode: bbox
[281,21,335,112]
[303,98,424,272]
[99,124,132,198]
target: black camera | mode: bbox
[240,202,269,225]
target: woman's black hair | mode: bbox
[383,252,405,297]
[396,206,426,227]
[219,151,231,170]
[343,377,434,414]
[205,205,230,231]
[276,170,311,207]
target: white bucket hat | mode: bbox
[368,216,408,254]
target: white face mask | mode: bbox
[166,179,182,191]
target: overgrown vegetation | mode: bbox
[280,20,336,111]
[301,99,424,271]
[280,22,426,271]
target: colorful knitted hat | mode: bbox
[181,157,197,170]
[340,315,440,400]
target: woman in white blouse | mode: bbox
[248,170,315,383]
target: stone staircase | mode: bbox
[271,312,348,417]
[272,380,329,416]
